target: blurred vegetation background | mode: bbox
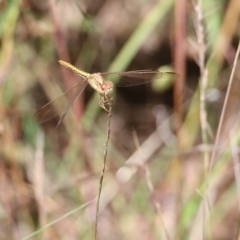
[0,0,240,239]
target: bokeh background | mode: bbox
[1,0,240,239]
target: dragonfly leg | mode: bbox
[99,101,109,112]
[99,95,113,112]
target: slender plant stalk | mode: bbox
[94,103,113,240]
[209,39,240,171]
[193,2,210,239]
[193,0,209,175]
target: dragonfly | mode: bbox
[34,60,178,127]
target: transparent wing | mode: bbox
[34,80,88,125]
[100,70,179,87]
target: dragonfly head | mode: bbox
[101,81,114,98]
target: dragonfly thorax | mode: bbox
[87,73,104,92]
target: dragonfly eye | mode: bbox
[101,81,114,97]
[101,81,113,90]
[101,84,106,91]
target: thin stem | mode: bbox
[195,2,208,238]
[94,101,113,240]
[193,0,209,174]
[209,39,240,171]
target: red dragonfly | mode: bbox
[34,60,178,126]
